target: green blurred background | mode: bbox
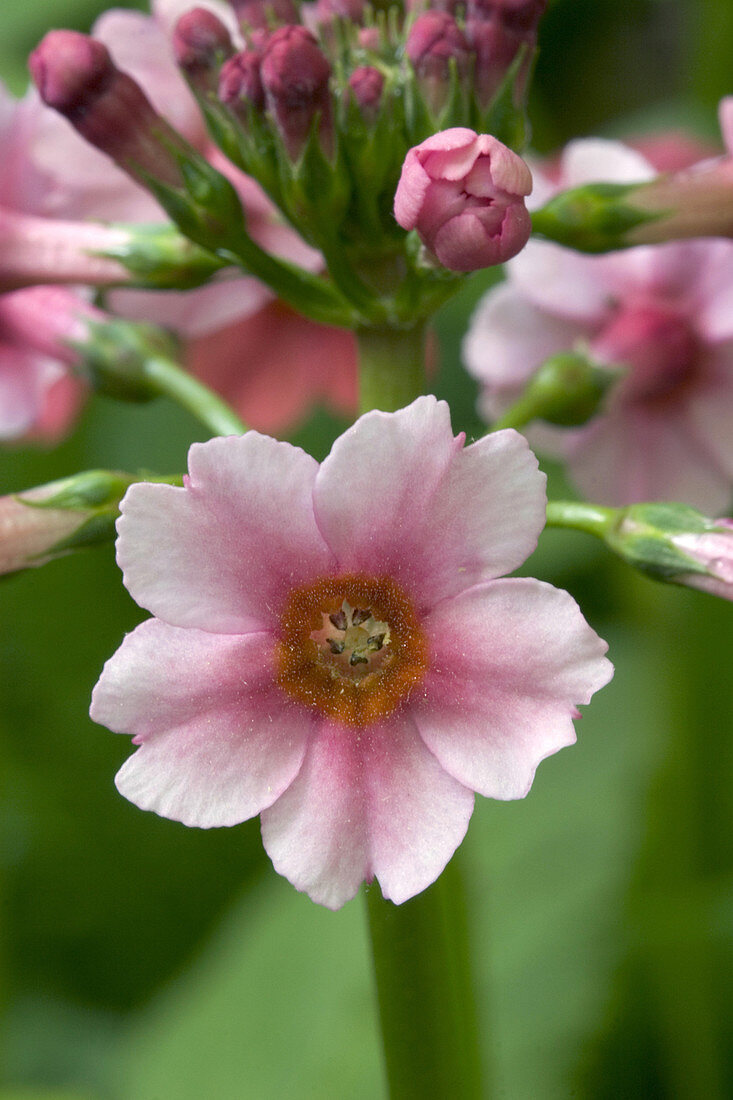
[1,1,732,1096]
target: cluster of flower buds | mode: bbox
[31,0,546,326]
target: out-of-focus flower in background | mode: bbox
[464,136,733,512]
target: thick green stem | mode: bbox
[356,325,427,414]
[143,357,248,437]
[365,856,485,1099]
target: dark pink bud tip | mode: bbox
[231,0,299,30]
[406,11,471,74]
[260,26,331,106]
[219,51,265,110]
[29,30,114,117]
[348,66,384,118]
[173,8,233,74]
[468,0,547,33]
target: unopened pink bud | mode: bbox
[673,519,733,601]
[260,26,333,159]
[173,8,234,92]
[313,0,366,21]
[231,0,299,29]
[357,26,381,51]
[219,50,265,111]
[0,489,88,576]
[28,30,111,116]
[0,208,131,292]
[468,0,547,31]
[465,0,546,104]
[394,127,532,271]
[0,287,102,365]
[347,66,384,121]
[406,12,471,111]
[30,30,184,189]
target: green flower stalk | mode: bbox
[546,500,733,600]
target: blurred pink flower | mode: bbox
[91,397,612,908]
[394,127,532,271]
[464,138,733,511]
[187,301,357,433]
[0,285,92,442]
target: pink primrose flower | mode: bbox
[90,397,612,908]
[464,138,733,511]
[394,128,532,271]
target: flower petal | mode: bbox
[508,240,615,323]
[463,281,590,416]
[117,433,334,633]
[414,579,612,799]
[91,619,310,827]
[559,138,655,187]
[567,404,733,510]
[313,396,546,608]
[261,712,473,909]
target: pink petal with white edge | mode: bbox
[91,619,310,827]
[414,578,612,799]
[117,433,334,633]
[261,712,474,909]
[313,396,546,609]
[463,281,590,397]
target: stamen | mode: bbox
[276,573,428,726]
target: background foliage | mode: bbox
[1,1,731,1096]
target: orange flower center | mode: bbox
[276,573,428,727]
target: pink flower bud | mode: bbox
[406,13,471,111]
[0,287,102,365]
[0,208,131,292]
[30,30,185,190]
[0,488,88,576]
[260,25,333,159]
[673,519,733,601]
[465,0,546,104]
[313,0,366,21]
[231,0,299,29]
[219,50,265,112]
[356,26,381,51]
[347,66,384,121]
[394,127,532,271]
[173,7,234,93]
